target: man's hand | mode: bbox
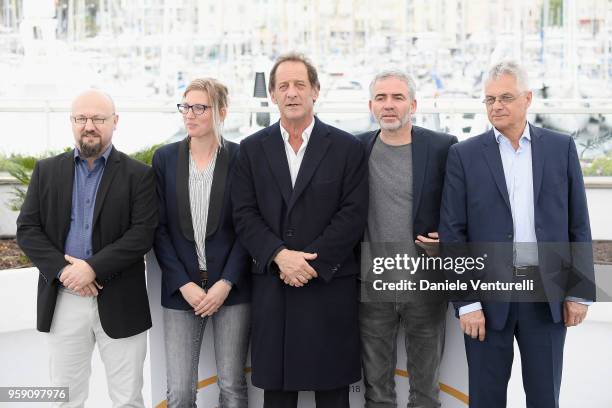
[415,232,440,257]
[76,281,104,297]
[460,309,486,341]
[274,249,318,287]
[564,300,588,327]
[179,282,206,309]
[61,255,96,292]
[194,280,232,317]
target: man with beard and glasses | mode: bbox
[357,71,457,408]
[17,89,158,407]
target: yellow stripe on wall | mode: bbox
[155,368,252,408]
[395,369,469,405]
[156,367,468,407]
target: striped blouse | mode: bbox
[189,148,218,270]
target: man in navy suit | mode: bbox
[232,53,368,408]
[357,71,457,407]
[439,60,595,407]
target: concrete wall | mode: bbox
[1,266,611,407]
[0,175,20,237]
[585,178,612,240]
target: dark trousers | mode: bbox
[465,302,566,408]
[359,300,447,408]
[263,387,350,408]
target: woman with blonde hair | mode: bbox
[152,78,251,407]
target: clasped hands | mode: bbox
[180,280,232,318]
[59,254,103,297]
[275,249,318,287]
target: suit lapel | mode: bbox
[176,137,195,242]
[411,126,428,222]
[481,130,511,211]
[288,117,331,213]
[205,142,229,238]
[261,122,293,206]
[92,147,120,226]
[529,124,544,205]
[364,130,379,158]
[59,151,75,241]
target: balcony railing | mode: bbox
[1,98,611,169]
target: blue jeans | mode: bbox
[163,303,250,408]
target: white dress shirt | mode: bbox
[280,118,315,187]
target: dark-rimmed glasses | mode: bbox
[177,103,211,115]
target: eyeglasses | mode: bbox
[482,92,525,106]
[177,103,211,115]
[71,115,114,125]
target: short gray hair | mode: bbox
[486,60,529,91]
[369,70,417,100]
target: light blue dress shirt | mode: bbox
[58,145,113,284]
[459,124,590,316]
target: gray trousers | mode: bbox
[359,300,447,408]
[163,303,250,408]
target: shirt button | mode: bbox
[86,250,91,255]
[86,199,91,204]
[85,224,90,230]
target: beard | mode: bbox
[378,112,412,131]
[78,131,103,158]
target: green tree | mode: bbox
[130,144,163,166]
[2,152,55,211]
[584,155,612,176]
[2,144,162,211]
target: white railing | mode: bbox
[2,98,612,113]
[2,98,612,157]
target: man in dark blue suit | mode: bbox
[439,60,595,407]
[232,53,368,408]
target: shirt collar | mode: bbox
[493,122,531,144]
[74,144,113,163]
[280,118,315,145]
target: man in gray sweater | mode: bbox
[357,71,457,408]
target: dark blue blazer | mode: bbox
[439,124,595,330]
[152,138,251,310]
[357,126,457,239]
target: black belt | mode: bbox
[513,265,538,277]
[199,270,208,288]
